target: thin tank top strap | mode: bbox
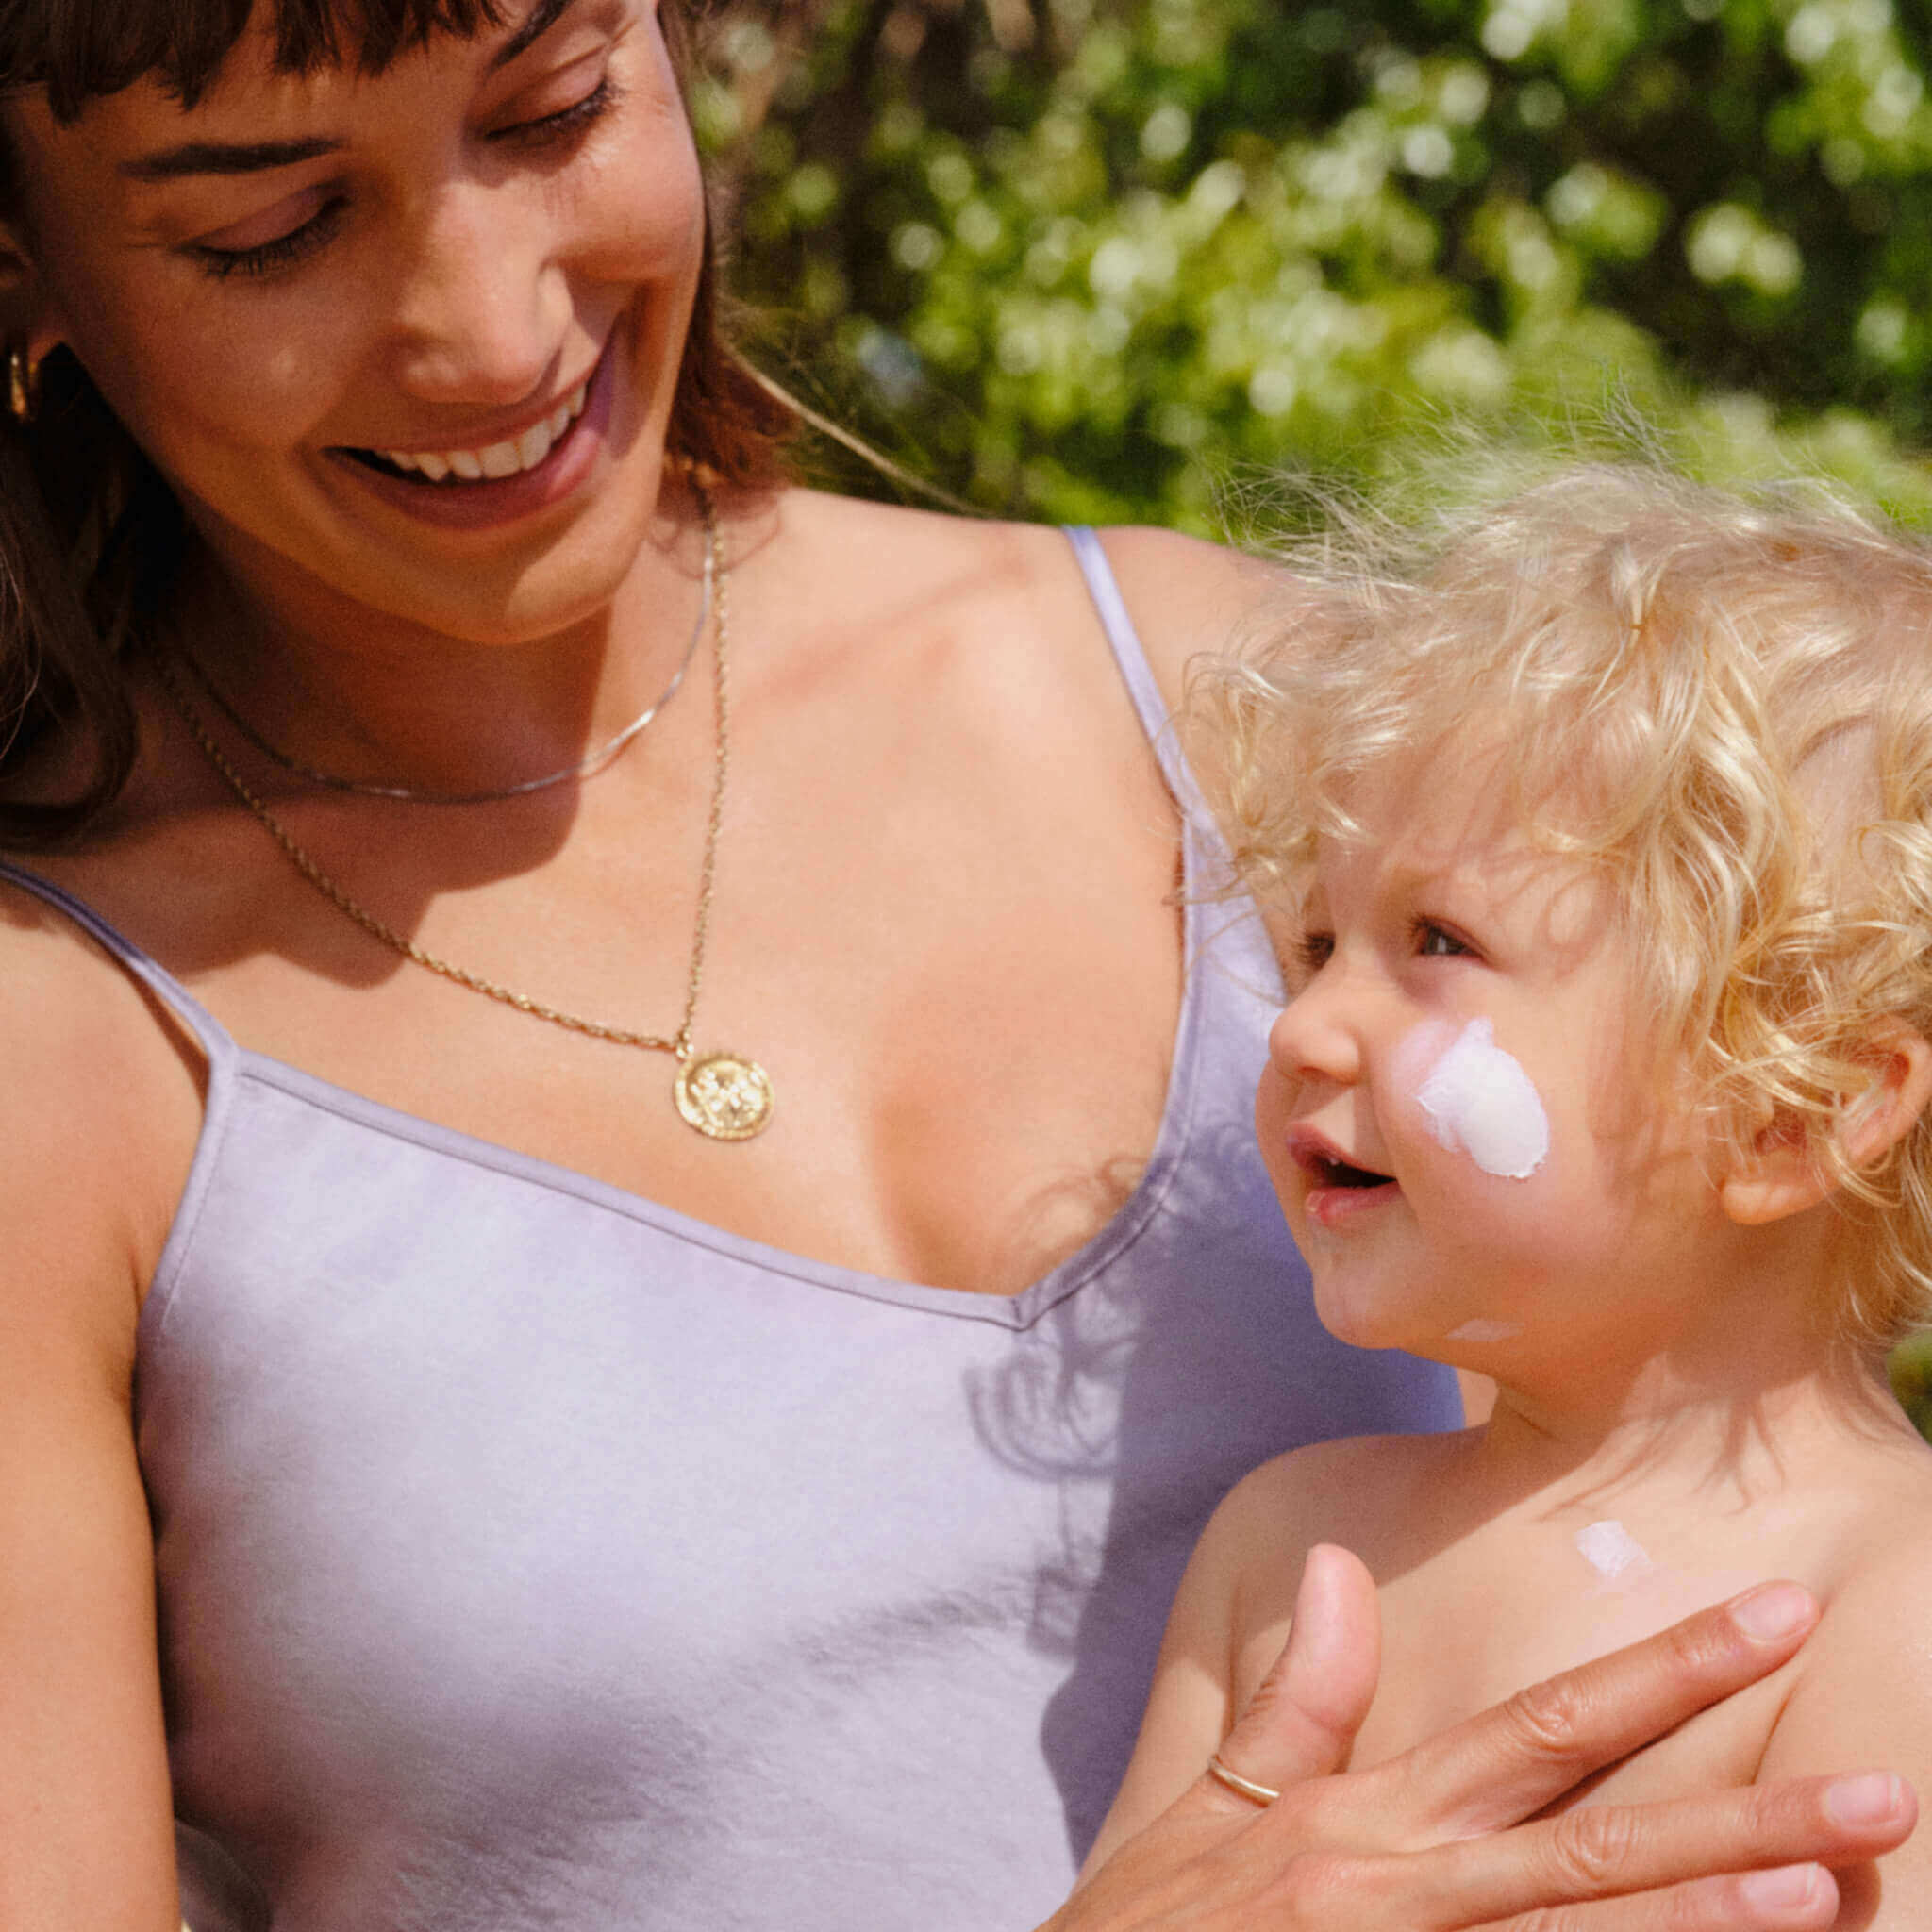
[0,859,237,1066]
[1063,525,1203,814]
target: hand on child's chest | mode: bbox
[1234,1501,1824,1796]
[1357,1539,1794,1796]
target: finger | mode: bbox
[1419,1771,1913,1924]
[1209,1543,1380,1802]
[1367,1581,1819,1841]
[1483,1861,1839,1931]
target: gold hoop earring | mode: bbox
[7,345,40,425]
[673,450,723,492]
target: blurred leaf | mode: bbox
[695,0,1932,527]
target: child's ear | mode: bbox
[1720,1024,1932,1227]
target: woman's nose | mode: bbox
[387,182,572,408]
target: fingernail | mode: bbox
[1731,1582,1814,1642]
[1737,1864,1822,1909]
[1825,1772,1904,1826]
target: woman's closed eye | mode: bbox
[490,74,625,150]
[188,187,349,280]
[188,75,624,281]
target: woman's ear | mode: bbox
[1720,1024,1932,1227]
[0,209,70,372]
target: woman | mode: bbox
[0,2,1907,1925]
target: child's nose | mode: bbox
[1268,977,1365,1088]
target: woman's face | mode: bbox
[5,0,705,648]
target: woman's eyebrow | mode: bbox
[119,136,343,182]
[115,0,580,181]
[488,0,575,72]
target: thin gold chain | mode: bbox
[169,558,710,805]
[153,492,729,1064]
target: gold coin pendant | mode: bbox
[674,1051,775,1141]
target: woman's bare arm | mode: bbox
[0,903,194,1928]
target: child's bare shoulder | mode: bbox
[1762,1437,1932,1770]
[1196,1426,1475,1593]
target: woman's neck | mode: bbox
[166,490,723,801]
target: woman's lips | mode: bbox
[326,335,618,534]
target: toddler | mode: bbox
[1092,466,1932,1922]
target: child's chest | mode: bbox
[1232,1511,1815,1806]
[1355,1553,1792,1804]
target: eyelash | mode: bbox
[191,75,623,281]
[1291,919,1473,978]
[1412,918,1474,959]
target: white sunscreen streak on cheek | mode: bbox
[1411,1018,1551,1179]
[1574,1520,1654,1593]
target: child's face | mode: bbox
[1255,761,1724,1374]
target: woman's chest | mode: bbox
[142,1100,1451,1925]
[60,648,1192,1298]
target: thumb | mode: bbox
[1216,1542,1380,1792]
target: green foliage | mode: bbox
[1892,1334,1932,1441]
[704,0,1932,530]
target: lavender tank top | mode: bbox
[2,529,1458,1932]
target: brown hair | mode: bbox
[0,0,794,846]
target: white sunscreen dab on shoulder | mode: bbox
[1412,1018,1550,1179]
[1574,1519,1653,1591]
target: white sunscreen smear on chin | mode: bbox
[1574,1520,1653,1591]
[1413,1018,1550,1180]
[1447,1318,1524,1343]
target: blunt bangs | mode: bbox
[1,0,519,120]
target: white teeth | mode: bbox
[515,419,554,471]
[371,374,593,485]
[478,438,523,480]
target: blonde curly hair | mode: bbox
[1199,462,1932,1347]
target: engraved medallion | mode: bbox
[675,1051,775,1141]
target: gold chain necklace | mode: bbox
[153,491,775,1143]
[168,561,709,806]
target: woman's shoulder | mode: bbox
[0,863,204,1297]
[764,491,1291,709]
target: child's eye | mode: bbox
[1294,930,1335,975]
[1412,919,1474,959]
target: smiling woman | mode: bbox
[0,0,786,841]
[0,4,1907,1929]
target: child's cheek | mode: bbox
[1391,1018,1551,1181]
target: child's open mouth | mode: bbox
[1287,1132,1398,1227]
[1306,1152,1391,1190]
